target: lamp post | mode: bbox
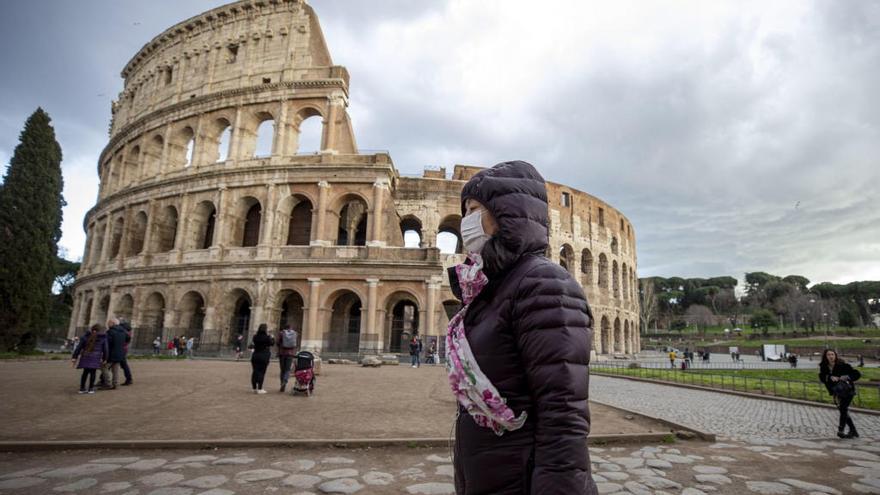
[822,312,828,349]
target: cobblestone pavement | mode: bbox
[591,375,880,441]
[2,438,880,495]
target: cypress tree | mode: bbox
[0,108,65,351]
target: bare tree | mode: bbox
[639,279,657,333]
[685,304,715,338]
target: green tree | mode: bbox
[838,306,859,328]
[750,309,776,334]
[0,108,65,351]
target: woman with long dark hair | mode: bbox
[250,324,274,394]
[819,349,861,438]
[71,324,108,394]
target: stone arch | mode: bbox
[124,145,140,187]
[598,253,609,289]
[203,117,233,163]
[624,320,631,353]
[622,262,629,301]
[141,292,166,331]
[559,244,575,273]
[127,210,148,256]
[276,194,313,246]
[91,220,106,265]
[600,315,611,355]
[230,196,262,247]
[333,194,368,246]
[438,214,463,254]
[611,236,619,255]
[186,200,217,250]
[293,107,324,154]
[227,288,253,345]
[110,154,123,192]
[324,289,363,353]
[178,291,206,337]
[400,215,423,248]
[168,125,196,169]
[277,289,305,338]
[581,248,593,287]
[113,293,134,322]
[80,297,94,327]
[108,217,125,260]
[154,205,178,252]
[384,290,421,353]
[143,134,163,177]
[614,317,622,353]
[612,260,620,298]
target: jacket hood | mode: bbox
[460,160,549,276]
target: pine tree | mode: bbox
[0,108,65,351]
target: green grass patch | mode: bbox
[0,350,46,359]
[591,366,880,410]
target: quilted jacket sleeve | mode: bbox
[513,260,596,494]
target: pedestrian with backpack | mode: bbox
[277,324,299,392]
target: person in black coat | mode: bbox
[449,161,596,494]
[250,324,274,394]
[819,349,861,438]
[105,319,131,389]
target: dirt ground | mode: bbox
[0,360,668,441]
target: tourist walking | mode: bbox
[234,333,244,360]
[250,324,273,394]
[409,336,420,368]
[819,349,861,438]
[669,350,676,368]
[426,340,437,365]
[71,324,108,394]
[277,324,299,392]
[152,336,161,355]
[118,318,134,385]
[106,318,132,388]
[186,336,195,358]
[448,161,596,494]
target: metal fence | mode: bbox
[594,359,796,370]
[591,361,880,410]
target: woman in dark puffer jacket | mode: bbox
[447,160,597,494]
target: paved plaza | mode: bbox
[1,360,880,493]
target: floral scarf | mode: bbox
[445,253,528,436]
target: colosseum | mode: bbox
[69,0,640,358]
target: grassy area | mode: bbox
[647,337,878,351]
[685,367,880,382]
[651,326,880,337]
[591,365,880,410]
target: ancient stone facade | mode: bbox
[69,0,639,357]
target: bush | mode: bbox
[627,362,641,369]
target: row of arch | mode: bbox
[558,245,637,301]
[75,285,461,354]
[596,316,639,354]
[102,106,324,196]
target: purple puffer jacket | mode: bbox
[73,332,108,369]
[452,161,597,495]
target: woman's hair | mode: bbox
[257,323,268,335]
[85,323,105,353]
[820,348,842,369]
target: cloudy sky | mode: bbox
[1,0,878,287]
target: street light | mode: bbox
[822,312,828,349]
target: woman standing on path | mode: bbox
[819,349,861,438]
[447,161,596,494]
[250,324,274,394]
[71,324,108,394]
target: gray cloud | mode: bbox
[1,0,877,286]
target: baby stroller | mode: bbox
[292,351,316,396]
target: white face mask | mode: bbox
[461,209,491,254]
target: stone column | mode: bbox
[322,95,344,153]
[273,101,289,158]
[258,183,277,256]
[303,278,322,352]
[173,193,190,264]
[311,181,331,246]
[228,107,244,162]
[99,217,113,263]
[365,278,379,353]
[67,294,83,339]
[426,277,440,336]
[368,179,389,247]
[159,125,173,175]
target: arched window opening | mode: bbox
[127,211,148,256]
[156,206,178,252]
[400,216,423,249]
[254,119,275,157]
[337,199,367,246]
[559,244,574,273]
[230,291,252,346]
[611,236,619,255]
[598,254,609,289]
[622,263,629,301]
[242,203,262,247]
[581,248,593,286]
[389,299,419,353]
[614,317,623,353]
[438,215,463,254]
[184,137,195,167]
[144,135,163,177]
[297,115,323,154]
[124,146,140,187]
[216,123,232,162]
[600,316,611,354]
[612,261,620,298]
[326,291,362,353]
[114,294,134,322]
[278,291,305,340]
[179,292,206,338]
[142,293,165,331]
[287,200,313,245]
[108,217,125,260]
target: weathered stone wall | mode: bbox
[71,0,638,357]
